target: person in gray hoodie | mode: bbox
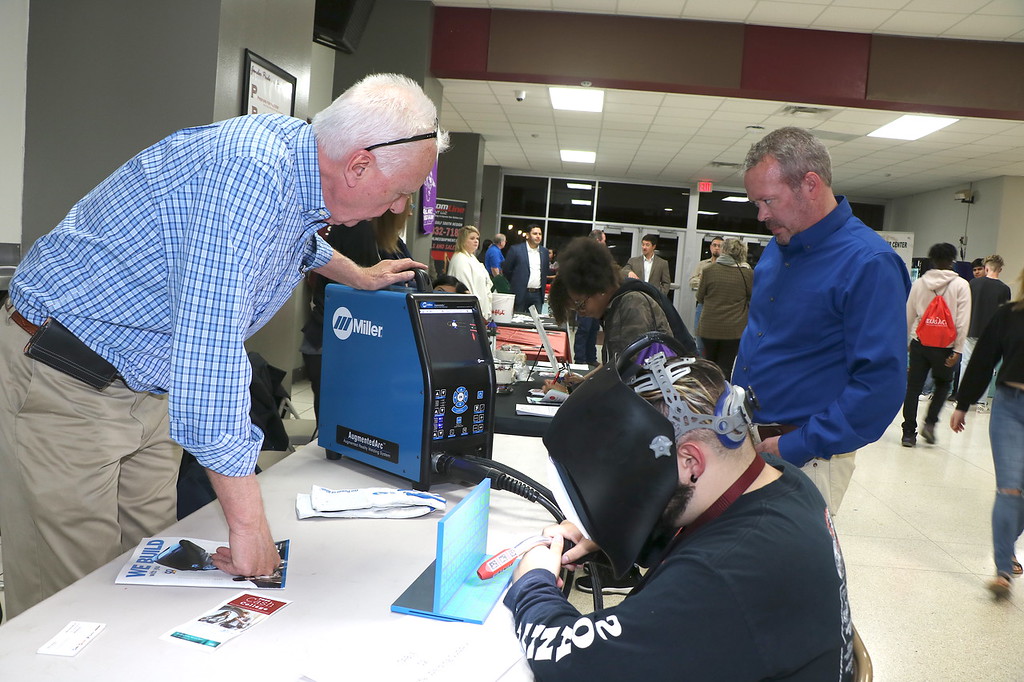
[901,242,972,447]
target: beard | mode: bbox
[660,481,696,530]
[637,482,697,567]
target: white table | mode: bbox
[0,435,554,681]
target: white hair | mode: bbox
[312,73,450,174]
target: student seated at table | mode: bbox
[542,236,695,395]
[504,352,854,681]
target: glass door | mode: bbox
[602,226,684,304]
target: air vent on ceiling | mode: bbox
[779,105,833,118]
[710,161,741,168]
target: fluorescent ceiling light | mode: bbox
[697,210,718,216]
[571,199,592,206]
[663,208,673,212]
[566,182,593,190]
[722,196,749,203]
[561,149,596,163]
[549,87,605,113]
[867,114,958,141]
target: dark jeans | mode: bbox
[515,289,544,313]
[574,316,599,365]
[701,337,740,380]
[902,339,955,436]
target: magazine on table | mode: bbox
[115,537,289,589]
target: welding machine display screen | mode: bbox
[417,302,490,441]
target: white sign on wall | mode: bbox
[878,231,914,271]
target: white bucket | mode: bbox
[492,293,516,323]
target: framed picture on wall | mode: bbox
[242,49,296,116]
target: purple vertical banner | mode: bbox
[420,161,438,233]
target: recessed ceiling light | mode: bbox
[722,196,749,203]
[566,182,593,190]
[561,149,596,163]
[549,87,605,113]
[867,114,958,141]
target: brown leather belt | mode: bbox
[756,423,799,440]
[10,308,40,336]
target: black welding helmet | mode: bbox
[543,333,753,578]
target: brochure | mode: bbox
[115,537,289,589]
[162,592,291,650]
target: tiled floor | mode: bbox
[834,400,1024,680]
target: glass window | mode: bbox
[499,217,544,248]
[501,176,548,217]
[545,220,592,257]
[549,179,596,220]
[595,183,688,227]
[695,190,763,236]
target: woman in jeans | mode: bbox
[951,267,1024,599]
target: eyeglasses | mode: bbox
[365,121,439,152]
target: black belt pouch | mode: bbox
[23,317,120,390]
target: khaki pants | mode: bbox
[801,451,857,516]
[0,306,180,618]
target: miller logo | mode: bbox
[332,306,383,341]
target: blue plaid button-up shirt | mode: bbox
[11,114,334,475]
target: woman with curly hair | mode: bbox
[548,237,695,371]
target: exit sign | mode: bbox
[697,181,713,193]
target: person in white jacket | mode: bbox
[901,242,972,447]
[446,225,493,321]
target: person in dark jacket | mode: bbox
[503,224,550,312]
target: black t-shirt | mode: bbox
[968,276,1011,337]
[504,457,853,682]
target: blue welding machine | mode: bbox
[318,280,495,489]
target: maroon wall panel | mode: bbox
[741,25,870,103]
[431,6,491,78]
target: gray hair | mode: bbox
[312,73,450,174]
[721,238,748,264]
[494,233,507,246]
[744,126,832,190]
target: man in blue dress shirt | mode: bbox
[733,127,910,514]
[0,73,448,617]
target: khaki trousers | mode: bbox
[800,451,857,516]
[0,306,180,618]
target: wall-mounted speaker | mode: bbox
[313,0,375,54]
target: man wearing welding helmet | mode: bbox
[504,352,853,681]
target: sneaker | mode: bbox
[901,435,916,448]
[575,565,642,595]
[921,424,936,444]
[977,402,990,414]
[919,393,932,401]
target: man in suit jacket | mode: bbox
[503,224,550,312]
[622,234,672,296]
